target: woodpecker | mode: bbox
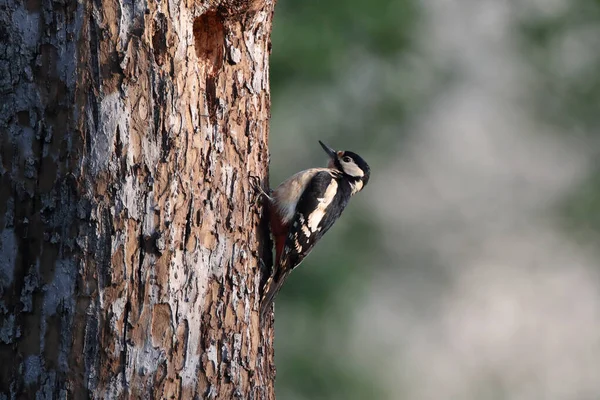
[254,141,371,321]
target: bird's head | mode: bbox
[319,141,370,190]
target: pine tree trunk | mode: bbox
[0,0,275,397]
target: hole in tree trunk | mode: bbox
[152,13,168,66]
[193,12,225,123]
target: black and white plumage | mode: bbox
[257,141,371,321]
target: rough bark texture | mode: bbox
[0,0,275,397]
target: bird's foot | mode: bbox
[249,175,273,206]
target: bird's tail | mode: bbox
[260,271,289,323]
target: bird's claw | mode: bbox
[249,175,272,205]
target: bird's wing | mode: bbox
[280,170,346,271]
[260,171,347,321]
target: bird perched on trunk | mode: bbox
[253,141,371,321]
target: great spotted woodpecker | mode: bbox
[254,141,371,321]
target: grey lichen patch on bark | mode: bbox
[89,92,131,176]
[42,259,76,317]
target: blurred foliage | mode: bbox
[271,0,416,92]
[517,1,600,133]
[517,2,600,242]
[269,0,600,398]
[277,351,385,400]
[560,167,600,241]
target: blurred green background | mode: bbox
[268,0,600,399]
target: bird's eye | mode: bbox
[342,156,352,163]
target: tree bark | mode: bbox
[0,0,275,397]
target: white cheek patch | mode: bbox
[341,161,364,178]
[350,180,364,195]
[307,180,338,232]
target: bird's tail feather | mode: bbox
[260,272,288,323]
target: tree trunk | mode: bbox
[0,0,275,397]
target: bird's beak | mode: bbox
[319,140,337,159]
